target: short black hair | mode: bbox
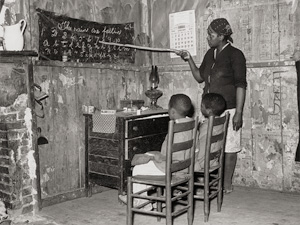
[169,94,192,117]
[201,93,226,116]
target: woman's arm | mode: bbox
[231,49,247,131]
[233,87,246,131]
[177,50,204,83]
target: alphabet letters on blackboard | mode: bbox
[37,9,135,63]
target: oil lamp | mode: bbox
[145,65,163,109]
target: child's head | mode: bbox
[168,94,192,120]
[201,93,226,117]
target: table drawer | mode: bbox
[89,138,119,158]
[126,115,169,139]
[125,133,167,160]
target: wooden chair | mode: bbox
[126,117,198,225]
[194,112,230,222]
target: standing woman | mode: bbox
[177,18,247,193]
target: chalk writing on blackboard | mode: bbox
[37,8,135,63]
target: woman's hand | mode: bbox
[232,111,243,131]
[176,50,191,61]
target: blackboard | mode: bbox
[37,8,135,63]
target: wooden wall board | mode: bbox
[64,68,80,189]
[34,65,55,198]
[98,69,116,109]
[52,66,69,194]
[151,0,297,66]
[76,68,89,188]
[34,64,149,200]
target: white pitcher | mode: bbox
[2,19,26,51]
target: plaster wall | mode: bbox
[148,0,300,192]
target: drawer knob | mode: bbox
[132,126,138,131]
[133,146,138,151]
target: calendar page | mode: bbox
[169,10,196,58]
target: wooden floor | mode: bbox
[11,186,300,225]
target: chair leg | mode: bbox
[204,201,210,222]
[157,187,162,222]
[166,188,172,225]
[204,191,210,222]
[217,191,223,212]
[187,181,194,225]
[204,214,209,223]
[217,181,223,212]
[127,177,133,225]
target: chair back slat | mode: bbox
[210,132,224,143]
[172,140,193,153]
[171,158,191,173]
[173,120,195,133]
[166,117,198,179]
[212,116,227,126]
[209,148,221,161]
[204,112,230,172]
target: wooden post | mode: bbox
[295,60,300,162]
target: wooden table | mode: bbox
[84,109,169,195]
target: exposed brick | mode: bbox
[0,166,9,174]
[22,179,32,187]
[21,139,29,146]
[0,158,9,166]
[4,202,12,210]
[0,123,7,131]
[22,195,33,205]
[8,140,20,151]
[7,106,17,112]
[22,187,32,196]
[20,146,29,155]
[0,114,17,122]
[0,140,8,148]
[17,110,26,120]
[0,131,7,139]
[0,148,10,157]
[7,130,20,140]
[11,191,18,201]
[0,191,12,203]
[0,176,10,184]
[0,182,12,193]
[22,132,28,139]
[6,121,25,130]
[22,204,33,214]
[22,172,30,180]
[9,200,22,210]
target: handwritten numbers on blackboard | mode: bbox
[37,8,135,63]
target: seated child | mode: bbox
[194,93,227,171]
[119,93,193,208]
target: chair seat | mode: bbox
[132,174,191,187]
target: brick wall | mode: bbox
[0,97,36,215]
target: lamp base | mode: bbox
[145,89,163,110]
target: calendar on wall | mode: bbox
[169,10,196,58]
